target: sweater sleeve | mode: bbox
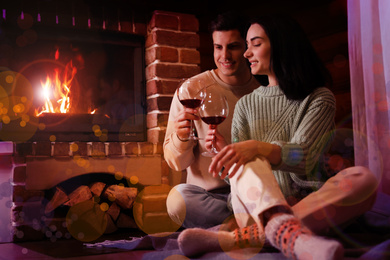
[231,97,251,143]
[163,93,196,171]
[272,88,336,177]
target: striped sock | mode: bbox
[265,214,344,260]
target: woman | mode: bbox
[177,14,377,260]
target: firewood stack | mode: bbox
[44,182,139,234]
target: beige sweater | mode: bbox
[163,70,259,191]
[232,85,336,198]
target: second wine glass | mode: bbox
[199,89,229,157]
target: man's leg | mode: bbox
[166,183,232,228]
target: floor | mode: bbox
[0,230,151,260]
[0,227,387,260]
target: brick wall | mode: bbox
[145,11,201,143]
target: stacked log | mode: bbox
[45,182,139,234]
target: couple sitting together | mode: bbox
[163,11,378,260]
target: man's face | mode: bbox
[212,30,248,82]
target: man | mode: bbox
[164,11,260,228]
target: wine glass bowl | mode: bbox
[199,89,229,157]
[176,78,206,141]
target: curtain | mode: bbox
[348,0,390,195]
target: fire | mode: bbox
[35,49,77,116]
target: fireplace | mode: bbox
[0,25,146,142]
[0,9,201,243]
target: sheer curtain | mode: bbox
[348,0,390,195]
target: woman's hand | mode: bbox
[209,140,260,179]
[174,108,199,140]
[204,127,227,152]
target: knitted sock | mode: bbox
[265,214,344,260]
[178,224,264,257]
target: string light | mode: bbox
[87,7,91,28]
[117,9,121,31]
[0,2,131,30]
[55,2,58,24]
[102,7,106,30]
[20,0,24,20]
[37,2,41,22]
[72,2,75,26]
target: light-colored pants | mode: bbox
[167,157,378,234]
[230,157,378,234]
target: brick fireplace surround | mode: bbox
[0,10,200,243]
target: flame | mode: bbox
[35,54,77,116]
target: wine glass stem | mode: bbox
[189,120,196,138]
[210,143,217,153]
[210,124,217,153]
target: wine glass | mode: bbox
[176,78,206,141]
[199,89,229,157]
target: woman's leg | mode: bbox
[178,158,344,259]
[292,166,378,234]
[229,157,289,229]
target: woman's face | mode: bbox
[244,23,272,77]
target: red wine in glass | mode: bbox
[176,79,206,140]
[199,90,229,157]
[200,116,226,126]
[179,99,203,109]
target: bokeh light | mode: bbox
[133,184,181,236]
[114,171,123,180]
[70,143,78,152]
[66,200,107,242]
[129,175,139,185]
[0,70,39,142]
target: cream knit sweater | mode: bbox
[232,85,336,198]
[164,70,259,191]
